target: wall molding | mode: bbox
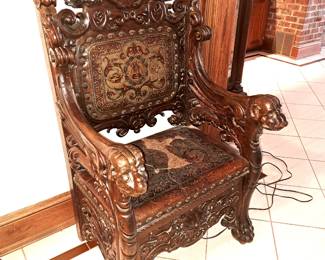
[0,192,75,256]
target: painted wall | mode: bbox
[0,1,174,216]
[0,1,69,216]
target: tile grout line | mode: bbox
[296,68,325,199]
[276,80,325,199]
[22,248,28,260]
[265,132,325,140]
[250,218,325,230]
[274,183,322,191]
[263,153,324,190]
[264,153,325,163]
[262,181,279,260]
[268,220,325,231]
[299,66,325,111]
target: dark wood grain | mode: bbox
[201,0,239,88]
[228,0,253,93]
[247,0,270,50]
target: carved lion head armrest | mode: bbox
[248,94,288,131]
[108,144,148,197]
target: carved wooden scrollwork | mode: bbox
[139,193,239,259]
[74,175,117,259]
[57,9,90,37]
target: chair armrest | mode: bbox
[188,66,288,138]
[186,6,288,146]
[57,74,148,198]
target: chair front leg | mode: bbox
[113,189,138,260]
[222,95,287,243]
[109,145,148,260]
[222,128,262,244]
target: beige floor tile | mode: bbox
[300,63,325,83]
[277,72,306,84]
[272,223,325,260]
[309,82,325,95]
[268,187,325,228]
[304,72,325,84]
[282,91,321,105]
[294,119,325,138]
[286,104,325,120]
[320,60,325,68]
[265,117,297,136]
[262,156,320,189]
[310,161,325,189]
[158,237,207,260]
[1,250,25,260]
[263,156,319,189]
[249,186,271,221]
[245,83,280,96]
[261,134,307,159]
[23,228,82,260]
[206,220,277,260]
[276,66,305,83]
[315,92,325,106]
[72,246,104,260]
[301,137,325,161]
[278,81,313,93]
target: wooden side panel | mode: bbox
[0,192,75,256]
[200,0,239,87]
[200,0,239,136]
[247,0,270,50]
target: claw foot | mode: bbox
[221,216,254,244]
[231,219,254,244]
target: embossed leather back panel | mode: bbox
[80,27,178,120]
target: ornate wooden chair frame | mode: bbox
[34,0,287,259]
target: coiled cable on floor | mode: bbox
[203,150,313,240]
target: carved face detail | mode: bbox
[110,146,148,197]
[250,95,288,131]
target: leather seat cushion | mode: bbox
[131,127,248,209]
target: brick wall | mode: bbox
[265,0,325,59]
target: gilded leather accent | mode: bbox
[131,127,233,207]
[83,29,178,120]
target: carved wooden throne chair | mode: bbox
[35,0,287,259]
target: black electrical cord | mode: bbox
[203,150,313,240]
[251,151,313,211]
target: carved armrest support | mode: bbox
[59,75,148,198]
[246,94,288,131]
[187,1,287,139]
[108,145,148,197]
[188,79,288,141]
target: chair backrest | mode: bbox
[43,0,210,136]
